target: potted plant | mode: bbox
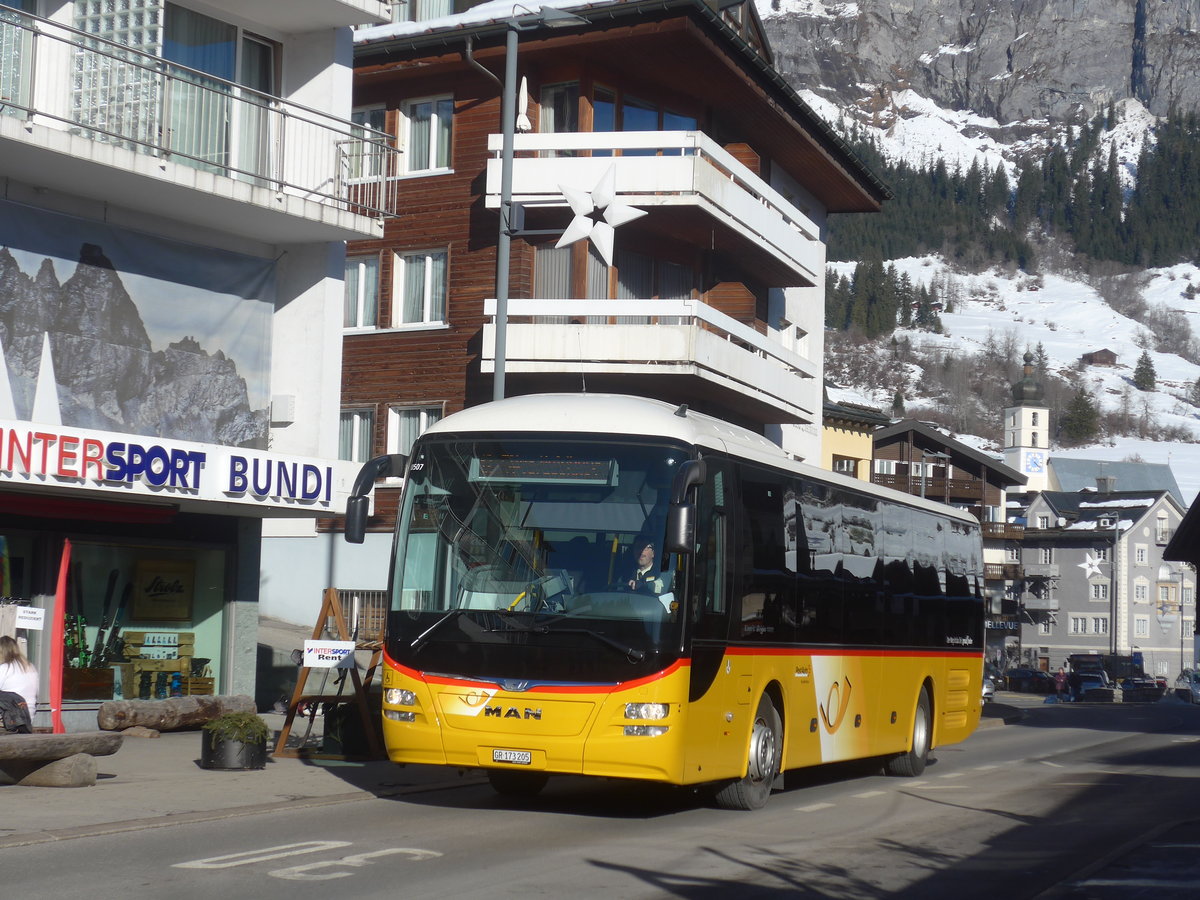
[200,710,270,770]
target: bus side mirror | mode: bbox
[665,459,706,554]
[345,453,408,544]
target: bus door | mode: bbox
[683,459,742,782]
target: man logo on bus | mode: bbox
[484,706,542,720]
[819,676,853,735]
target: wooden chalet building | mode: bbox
[307,0,886,583]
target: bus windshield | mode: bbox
[389,437,691,682]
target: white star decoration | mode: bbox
[1078,553,1103,578]
[554,166,646,266]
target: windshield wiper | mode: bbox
[410,608,470,653]
[538,626,646,663]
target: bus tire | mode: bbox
[886,687,931,777]
[714,694,781,811]
[487,769,549,797]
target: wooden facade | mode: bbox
[332,0,886,534]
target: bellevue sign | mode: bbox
[0,419,353,513]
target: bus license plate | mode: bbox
[493,749,531,765]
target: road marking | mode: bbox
[795,802,836,812]
[174,841,352,869]
[938,772,964,779]
[973,765,999,771]
[852,790,886,799]
[1039,760,1064,768]
[269,848,442,881]
[907,784,967,790]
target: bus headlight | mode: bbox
[624,702,669,720]
[385,689,417,706]
[624,725,669,736]
[384,710,416,722]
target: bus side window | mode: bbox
[692,467,729,640]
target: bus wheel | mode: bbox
[886,688,931,777]
[487,768,549,797]
[714,694,781,811]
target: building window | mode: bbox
[1092,617,1108,635]
[1134,616,1149,637]
[1032,412,1039,426]
[1090,583,1109,602]
[1156,516,1170,544]
[831,456,857,477]
[1070,617,1087,635]
[391,0,453,22]
[1040,547,1053,565]
[1185,619,1195,639]
[1031,432,1038,447]
[1160,585,1173,607]
[1184,586,1194,606]
[339,409,374,463]
[1006,544,1020,562]
[1135,546,1147,565]
[875,459,897,476]
[344,255,380,328]
[1135,583,1149,603]
[1038,620,1052,635]
[402,96,453,173]
[1037,515,1050,530]
[349,105,388,179]
[1095,547,1109,562]
[387,405,443,457]
[395,250,448,325]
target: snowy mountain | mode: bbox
[753,1,1200,505]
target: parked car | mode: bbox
[1005,668,1055,693]
[982,677,996,704]
[1176,670,1200,704]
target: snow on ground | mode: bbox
[829,256,1200,505]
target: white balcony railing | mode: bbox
[486,131,823,284]
[0,8,399,218]
[482,298,819,422]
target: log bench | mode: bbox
[0,732,124,787]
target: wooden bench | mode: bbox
[0,732,124,787]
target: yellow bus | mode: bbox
[345,394,984,809]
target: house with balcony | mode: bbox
[821,383,888,481]
[1015,488,1190,678]
[0,0,395,726]
[290,0,885,589]
[871,418,1027,667]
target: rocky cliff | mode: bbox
[761,0,1200,123]
[0,244,267,448]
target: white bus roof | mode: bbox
[421,393,977,525]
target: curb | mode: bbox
[0,774,488,849]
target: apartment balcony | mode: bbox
[982,521,1025,541]
[984,562,1023,581]
[0,9,399,244]
[486,132,823,287]
[1022,594,1059,612]
[481,298,820,425]
[1024,564,1059,578]
[202,0,389,31]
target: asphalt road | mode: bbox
[8,698,1200,899]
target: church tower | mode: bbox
[1004,351,1050,491]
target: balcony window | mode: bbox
[339,409,374,463]
[350,105,388,179]
[344,255,380,329]
[395,250,448,326]
[388,405,443,457]
[390,0,453,23]
[402,96,453,173]
[540,82,579,135]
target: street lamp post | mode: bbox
[918,450,950,499]
[493,6,587,403]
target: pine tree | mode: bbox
[1133,351,1157,391]
[1059,390,1101,446]
[1191,376,1200,407]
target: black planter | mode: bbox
[200,731,267,770]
